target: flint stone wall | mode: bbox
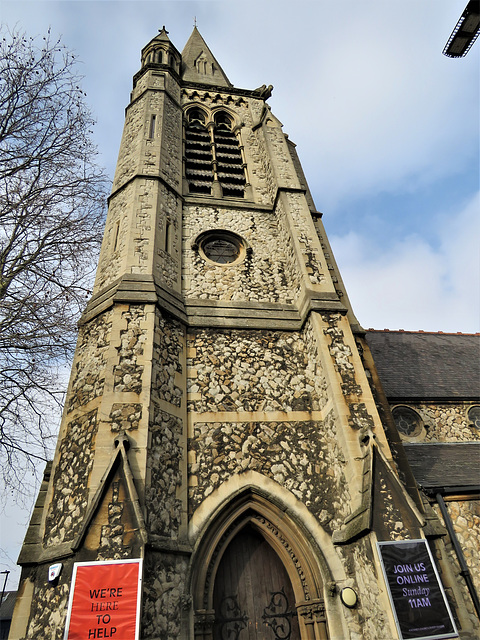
[186,323,328,414]
[338,540,391,640]
[141,552,188,640]
[146,407,183,538]
[187,319,353,530]
[23,567,71,640]
[44,410,98,547]
[68,310,113,413]
[152,308,184,408]
[433,499,480,630]
[189,414,348,529]
[414,402,480,443]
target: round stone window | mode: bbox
[196,231,245,265]
[392,406,423,438]
[468,405,480,429]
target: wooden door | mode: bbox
[213,526,301,640]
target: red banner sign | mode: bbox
[64,559,142,640]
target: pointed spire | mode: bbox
[140,26,181,72]
[181,26,232,87]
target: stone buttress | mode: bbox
[9,26,477,640]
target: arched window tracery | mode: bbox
[184,107,247,198]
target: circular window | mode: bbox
[196,231,245,265]
[392,406,423,438]
[468,405,480,429]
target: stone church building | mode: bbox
[8,27,480,640]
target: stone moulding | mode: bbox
[332,439,426,545]
[188,485,334,617]
[72,432,148,551]
[80,273,348,332]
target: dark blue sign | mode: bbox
[377,540,458,640]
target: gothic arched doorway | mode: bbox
[191,490,330,640]
[213,525,300,640]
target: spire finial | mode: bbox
[194,16,197,28]
[159,25,169,35]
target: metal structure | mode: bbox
[443,0,480,57]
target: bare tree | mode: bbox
[0,26,108,498]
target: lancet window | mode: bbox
[184,107,247,198]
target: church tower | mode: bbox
[10,27,474,640]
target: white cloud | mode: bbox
[331,191,480,332]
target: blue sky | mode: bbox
[0,0,479,587]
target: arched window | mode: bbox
[184,108,247,198]
[213,111,246,198]
[184,108,213,195]
[214,111,233,131]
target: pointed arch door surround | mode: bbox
[191,490,329,640]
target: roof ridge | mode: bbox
[367,329,480,336]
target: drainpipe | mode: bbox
[435,492,480,619]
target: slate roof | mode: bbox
[403,443,480,491]
[366,330,480,400]
[0,591,17,621]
